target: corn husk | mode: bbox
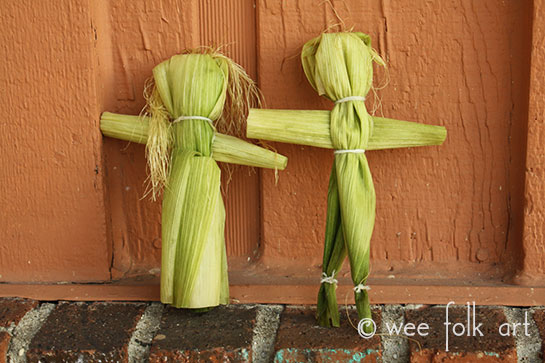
[247,109,446,150]
[101,51,276,310]
[100,112,287,170]
[154,53,229,308]
[302,32,379,330]
[246,32,446,330]
[153,52,269,308]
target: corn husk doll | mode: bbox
[101,50,287,309]
[245,32,446,331]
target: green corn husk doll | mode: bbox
[245,32,446,332]
[151,52,234,308]
[302,32,381,330]
[100,50,287,310]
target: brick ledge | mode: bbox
[0,298,543,362]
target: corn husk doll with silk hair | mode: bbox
[100,50,287,309]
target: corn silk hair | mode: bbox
[141,48,261,199]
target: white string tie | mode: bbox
[320,271,338,285]
[353,284,371,293]
[333,96,366,154]
[334,149,366,155]
[335,96,366,104]
[172,115,215,157]
[172,115,213,125]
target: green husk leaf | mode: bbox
[100,112,287,170]
[316,166,346,327]
[247,109,447,150]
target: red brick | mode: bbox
[405,306,517,362]
[532,309,545,358]
[27,302,145,363]
[0,298,37,328]
[0,298,37,363]
[149,305,257,362]
[0,332,10,363]
[273,306,382,362]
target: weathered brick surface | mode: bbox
[0,298,37,329]
[405,306,517,362]
[27,302,145,363]
[273,306,382,362]
[0,332,10,363]
[0,298,37,363]
[533,308,545,358]
[0,298,541,363]
[149,305,257,362]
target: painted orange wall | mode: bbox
[0,1,110,282]
[257,0,532,282]
[1,0,543,293]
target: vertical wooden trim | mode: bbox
[198,0,260,258]
[100,0,261,278]
[521,0,545,280]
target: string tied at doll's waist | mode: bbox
[333,96,367,154]
[335,95,366,104]
[172,115,214,126]
[334,149,366,155]
[171,115,216,155]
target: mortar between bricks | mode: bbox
[0,300,543,363]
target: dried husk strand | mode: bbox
[212,52,262,138]
[316,165,347,327]
[143,82,172,199]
